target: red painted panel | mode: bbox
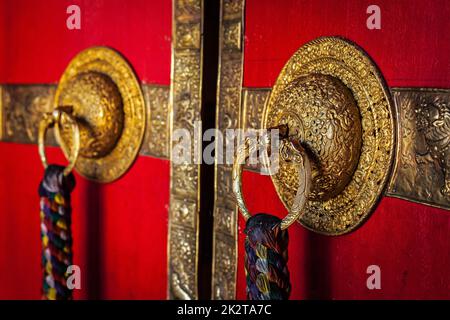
[0,143,170,299]
[244,0,450,88]
[238,173,450,299]
[0,0,171,299]
[0,0,171,84]
[239,0,450,299]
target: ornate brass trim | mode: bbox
[141,85,170,159]
[0,85,58,146]
[0,84,170,159]
[242,88,270,132]
[241,88,271,172]
[167,0,204,300]
[211,0,245,300]
[388,88,450,209]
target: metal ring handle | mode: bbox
[232,133,312,230]
[38,108,80,176]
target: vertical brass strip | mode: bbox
[211,0,245,300]
[388,88,450,210]
[168,0,204,299]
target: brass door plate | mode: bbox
[54,47,146,183]
[388,88,450,208]
[264,37,396,235]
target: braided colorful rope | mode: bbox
[244,213,291,300]
[39,165,76,300]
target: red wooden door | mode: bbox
[237,0,450,299]
[0,0,171,299]
[1,0,449,301]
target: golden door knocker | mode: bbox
[260,37,395,236]
[232,126,313,300]
[52,46,146,183]
[38,106,80,176]
[233,37,395,236]
[232,127,312,230]
[232,37,396,300]
[36,47,146,300]
[38,105,80,300]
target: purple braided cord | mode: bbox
[244,213,291,300]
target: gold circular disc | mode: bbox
[55,47,146,183]
[263,37,396,235]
